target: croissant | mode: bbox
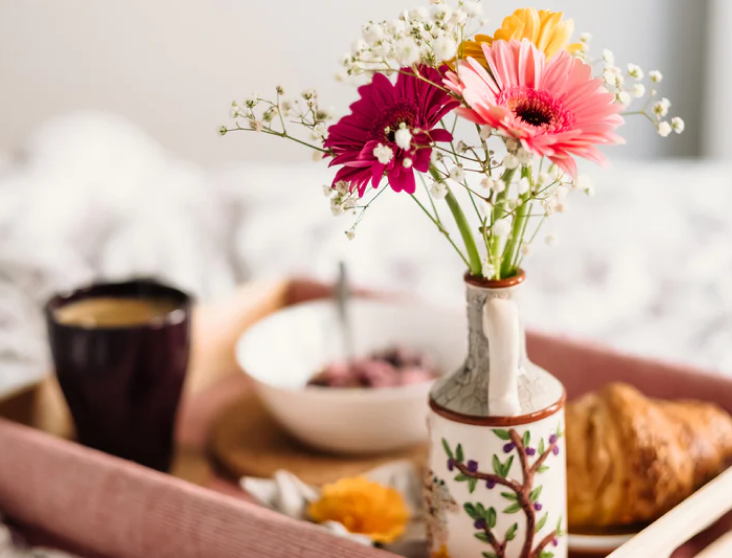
[566,383,732,528]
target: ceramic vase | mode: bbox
[426,271,567,558]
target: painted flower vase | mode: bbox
[427,271,566,558]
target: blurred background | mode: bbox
[1,0,727,162]
[1,0,731,392]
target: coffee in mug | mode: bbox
[45,279,192,471]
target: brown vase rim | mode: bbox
[429,390,565,426]
[464,269,526,289]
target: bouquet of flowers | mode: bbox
[221,1,683,281]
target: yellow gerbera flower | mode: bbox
[307,477,409,544]
[453,8,582,68]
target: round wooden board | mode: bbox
[209,390,428,486]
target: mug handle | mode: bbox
[482,295,521,416]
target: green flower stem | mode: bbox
[429,165,482,276]
[409,194,470,270]
[489,168,517,278]
[501,166,533,277]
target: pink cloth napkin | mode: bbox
[0,419,391,558]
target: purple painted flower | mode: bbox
[549,434,557,445]
[526,447,536,456]
[553,537,559,547]
[503,442,515,453]
[467,459,479,472]
[474,518,487,530]
[534,502,543,512]
[552,445,560,456]
[447,458,455,471]
[486,479,497,489]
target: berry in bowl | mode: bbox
[236,297,465,454]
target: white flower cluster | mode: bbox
[571,30,593,61]
[340,0,485,79]
[598,48,684,137]
[324,180,359,218]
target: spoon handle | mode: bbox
[335,261,354,359]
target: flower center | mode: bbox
[499,87,574,132]
[371,100,418,145]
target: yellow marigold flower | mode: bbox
[432,545,452,558]
[453,8,582,68]
[307,477,409,544]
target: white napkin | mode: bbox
[241,461,427,553]
[0,514,77,558]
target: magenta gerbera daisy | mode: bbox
[325,66,459,196]
[445,39,624,176]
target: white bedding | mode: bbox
[1,112,730,396]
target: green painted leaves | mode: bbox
[486,507,497,529]
[505,523,518,541]
[442,438,453,459]
[468,478,478,494]
[556,421,565,439]
[502,455,514,477]
[482,553,497,558]
[538,438,546,454]
[492,454,514,478]
[465,502,497,529]
[492,429,511,441]
[530,486,543,503]
[442,439,464,464]
[539,552,555,558]
[464,502,480,519]
[500,491,521,513]
[535,512,548,533]
[456,443,465,463]
[556,515,566,537]
[493,428,533,449]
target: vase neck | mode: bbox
[465,279,527,378]
[431,273,565,417]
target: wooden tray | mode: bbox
[4,278,732,557]
[200,279,732,557]
[209,390,427,485]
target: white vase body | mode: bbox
[426,272,567,558]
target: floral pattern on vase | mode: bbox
[441,424,565,558]
[428,406,567,558]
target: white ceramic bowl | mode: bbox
[236,297,466,454]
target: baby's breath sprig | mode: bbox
[586,42,685,138]
[339,0,485,82]
[220,86,335,155]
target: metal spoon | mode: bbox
[335,261,355,360]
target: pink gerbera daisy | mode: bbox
[325,66,459,196]
[445,39,624,176]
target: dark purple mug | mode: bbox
[44,279,192,471]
